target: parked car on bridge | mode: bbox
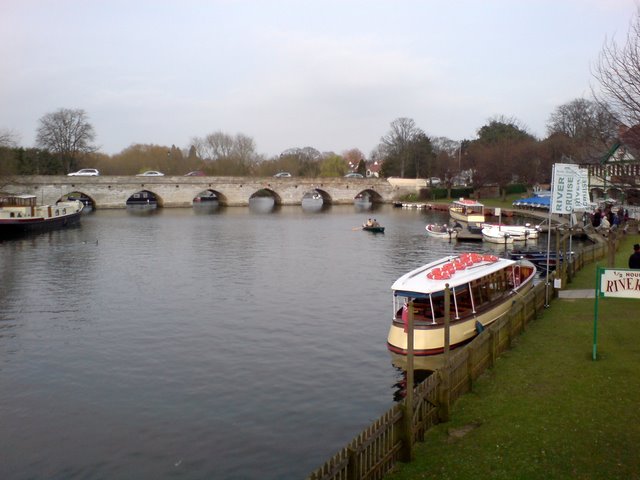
[68,168,99,176]
[136,171,165,177]
[273,172,292,178]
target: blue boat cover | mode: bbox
[512,195,550,209]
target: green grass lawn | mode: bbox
[386,232,640,480]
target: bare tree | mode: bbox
[592,9,640,133]
[0,128,20,148]
[547,98,617,161]
[380,117,423,177]
[35,108,97,173]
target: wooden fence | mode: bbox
[306,237,612,480]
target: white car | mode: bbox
[68,168,99,176]
[273,172,292,178]
[136,171,165,177]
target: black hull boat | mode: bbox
[1,194,84,238]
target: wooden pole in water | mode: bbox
[439,285,451,422]
[401,300,415,462]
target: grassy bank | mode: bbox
[386,232,640,480]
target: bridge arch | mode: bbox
[58,190,96,209]
[250,188,282,205]
[126,189,164,207]
[193,188,228,206]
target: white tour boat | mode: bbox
[387,253,536,369]
[448,198,485,225]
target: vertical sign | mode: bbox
[550,163,590,214]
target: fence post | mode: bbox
[489,328,497,367]
[437,367,450,423]
[346,447,359,479]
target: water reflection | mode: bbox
[126,205,159,216]
[301,195,326,212]
[249,196,276,213]
[192,202,222,214]
[391,367,433,402]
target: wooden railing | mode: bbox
[306,238,613,480]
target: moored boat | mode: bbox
[449,198,485,224]
[481,222,540,240]
[425,224,458,240]
[0,194,84,237]
[481,226,514,244]
[387,253,536,368]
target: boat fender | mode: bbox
[475,321,485,334]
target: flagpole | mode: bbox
[545,165,555,307]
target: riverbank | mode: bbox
[385,232,640,479]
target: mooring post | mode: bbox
[401,300,414,462]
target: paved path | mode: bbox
[558,289,595,299]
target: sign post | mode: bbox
[547,164,590,305]
[593,267,640,360]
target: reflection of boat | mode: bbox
[449,198,485,224]
[0,194,84,237]
[387,253,536,365]
[481,223,540,240]
[425,224,457,240]
[481,226,514,244]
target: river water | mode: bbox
[0,203,540,479]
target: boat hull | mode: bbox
[0,210,82,237]
[386,287,530,356]
[362,226,385,233]
[481,227,515,244]
[425,224,458,240]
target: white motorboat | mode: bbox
[425,224,458,240]
[481,226,514,244]
[481,223,540,240]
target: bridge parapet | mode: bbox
[2,175,405,208]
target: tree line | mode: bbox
[2,7,640,195]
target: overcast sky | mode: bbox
[1,0,637,157]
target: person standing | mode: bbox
[629,244,640,269]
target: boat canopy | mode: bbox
[391,254,516,296]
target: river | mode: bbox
[0,203,542,479]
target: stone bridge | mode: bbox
[2,175,406,208]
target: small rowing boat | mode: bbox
[425,224,457,240]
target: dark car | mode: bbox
[184,171,206,176]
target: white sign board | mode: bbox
[550,163,591,214]
[600,269,640,299]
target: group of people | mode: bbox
[364,218,380,227]
[591,206,629,235]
